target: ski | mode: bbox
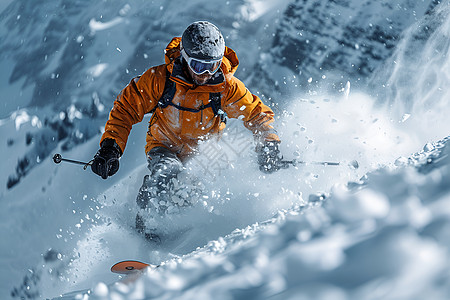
[111,260,158,275]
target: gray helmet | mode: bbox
[181,21,225,61]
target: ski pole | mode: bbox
[278,159,358,169]
[284,160,340,167]
[53,153,93,170]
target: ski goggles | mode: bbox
[180,48,222,75]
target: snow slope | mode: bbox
[1,0,450,300]
[82,136,450,300]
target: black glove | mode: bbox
[257,140,283,174]
[91,139,121,179]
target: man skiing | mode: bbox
[90,21,282,238]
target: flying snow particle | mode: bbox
[401,114,411,122]
[14,111,30,130]
[119,4,131,16]
[344,81,351,98]
[93,282,109,297]
[88,63,108,78]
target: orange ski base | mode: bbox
[111,260,154,274]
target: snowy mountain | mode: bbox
[1,0,450,299]
[250,0,440,101]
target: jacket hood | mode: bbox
[164,37,239,76]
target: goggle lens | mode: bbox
[181,49,222,75]
[189,59,221,75]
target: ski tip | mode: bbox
[111,260,153,274]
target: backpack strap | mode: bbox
[158,70,177,110]
[209,92,227,124]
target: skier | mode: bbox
[90,21,282,239]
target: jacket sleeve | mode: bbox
[223,77,280,143]
[100,66,166,153]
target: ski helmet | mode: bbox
[181,21,225,61]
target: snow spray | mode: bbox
[370,2,450,144]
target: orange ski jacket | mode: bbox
[100,37,280,160]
